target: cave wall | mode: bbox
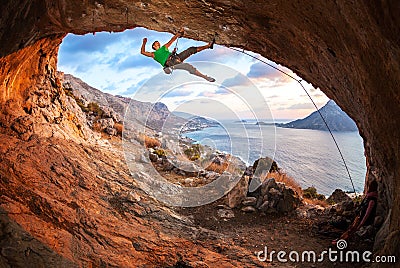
[1,0,399,259]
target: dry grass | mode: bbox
[139,134,161,148]
[266,171,303,197]
[205,156,242,175]
[265,172,329,207]
[304,198,329,207]
[114,122,124,136]
[205,162,229,174]
[92,121,103,132]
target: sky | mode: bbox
[57,27,329,121]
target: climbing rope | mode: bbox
[226,46,356,194]
[168,34,181,74]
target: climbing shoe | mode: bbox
[206,76,215,82]
[210,37,216,49]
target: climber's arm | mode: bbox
[163,28,184,48]
[358,200,375,228]
[141,38,154,58]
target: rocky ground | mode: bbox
[150,144,378,267]
[177,201,375,268]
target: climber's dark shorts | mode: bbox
[164,47,197,67]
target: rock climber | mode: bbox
[140,28,215,82]
[332,180,378,245]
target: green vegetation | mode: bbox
[63,86,105,118]
[303,186,326,200]
[64,87,75,98]
[154,149,167,157]
[352,194,364,205]
[84,102,105,117]
[75,98,87,111]
[184,144,203,161]
[269,160,279,172]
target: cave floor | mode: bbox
[177,201,374,268]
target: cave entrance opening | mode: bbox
[57,27,366,199]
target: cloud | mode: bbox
[165,88,192,97]
[267,95,280,99]
[313,93,324,98]
[195,86,231,97]
[215,87,232,95]
[117,54,157,71]
[60,32,122,54]
[187,46,237,62]
[245,61,301,92]
[247,62,294,85]
[220,74,251,88]
[286,103,315,110]
[247,62,277,78]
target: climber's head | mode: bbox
[152,41,160,50]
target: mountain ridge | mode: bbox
[278,100,358,132]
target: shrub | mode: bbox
[303,186,326,200]
[143,135,161,148]
[75,99,87,111]
[92,121,103,132]
[154,149,167,157]
[114,122,124,136]
[64,87,75,98]
[183,144,203,161]
[63,87,105,118]
[206,161,229,174]
[352,194,364,205]
[86,102,104,117]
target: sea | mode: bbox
[184,120,367,196]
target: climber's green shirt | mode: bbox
[153,45,171,66]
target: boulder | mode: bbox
[335,200,355,216]
[149,153,158,163]
[276,187,301,213]
[241,206,256,213]
[161,158,174,171]
[261,178,278,196]
[248,176,262,193]
[242,197,257,206]
[105,126,117,136]
[217,209,235,219]
[256,181,301,213]
[258,200,270,212]
[97,118,114,130]
[327,189,352,204]
[269,187,281,196]
[184,178,194,185]
[226,176,249,208]
[252,157,274,177]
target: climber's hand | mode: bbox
[178,28,184,37]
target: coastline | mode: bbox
[182,122,366,196]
